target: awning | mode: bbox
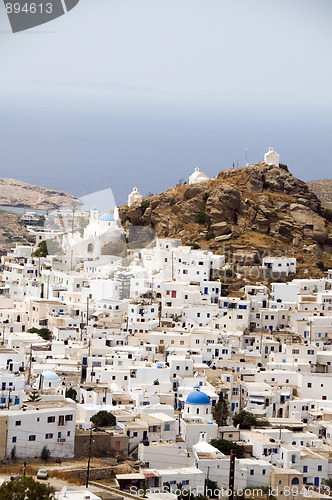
[144,472,158,478]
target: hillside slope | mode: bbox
[307,179,332,204]
[0,178,76,209]
[120,163,332,277]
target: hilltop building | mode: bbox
[264,147,280,167]
[189,167,209,185]
[128,187,143,207]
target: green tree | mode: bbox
[91,410,116,428]
[65,387,77,401]
[28,389,41,402]
[233,410,270,429]
[41,446,51,461]
[33,239,61,257]
[205,479,219,498]
[10,446,17,461]
[212,392,230,427]
[210,438,246,458]
[0,476,54,500]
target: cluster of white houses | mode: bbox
[1,171,332,497]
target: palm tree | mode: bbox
[68,200,82,235]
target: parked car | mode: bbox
[37,469,48,480]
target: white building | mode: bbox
[0,401,76,459]
[128,187,143,207]
[264,147,280,167]
[189,167,209,185]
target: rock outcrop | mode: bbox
[119,163,332,275]
[307,178,332,204]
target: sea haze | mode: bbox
[0,85,331,206]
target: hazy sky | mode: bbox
[0,1,331,203]
[1,0,332,102]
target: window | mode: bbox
[65,414,73,421]
[262,469,266,475]
[165,424,170,431]
[291,455,296,464]
[303,466,308,473]
[307,383,312,388]
[12,437,16,443]
[318,465,322,471]
[15,421,21,426]
[291,478,299,485]
[250,470,254,475]
[48,416,55,423]
[133,432,137,437]
[29,435,36,441]
[45,433,53,439]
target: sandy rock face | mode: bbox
[0,178,76,210]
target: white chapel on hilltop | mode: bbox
[189,167,210,185]
[127,187,143,207]
[264,147,280,167]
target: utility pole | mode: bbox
[27,345,33,385]
[228,449,235,500]
[171,252,174,281]
[86,425,93,488]
[86,296,89,327]
[7,387,11,409]
[309,319,312,345]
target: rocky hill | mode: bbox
[0,178,76,210]
[119,163,332,278]
[307,179,332,204]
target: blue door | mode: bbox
[143,431,148,440]
[204,287,208,295]
[314,477,319,487]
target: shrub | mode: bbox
[324,208,332,222]
[195,210,209,225]
[10,446,17,461]
[206,231,215,241]
[27,328,52,341]
[141,200,150,214]
[185,242,200,250]
[203,192,210,202]
[317,261,328,272]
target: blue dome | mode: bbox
[91,207,97,211]
[186,390,210,405]
[99,213,115,222]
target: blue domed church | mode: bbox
[180,388,218,449]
